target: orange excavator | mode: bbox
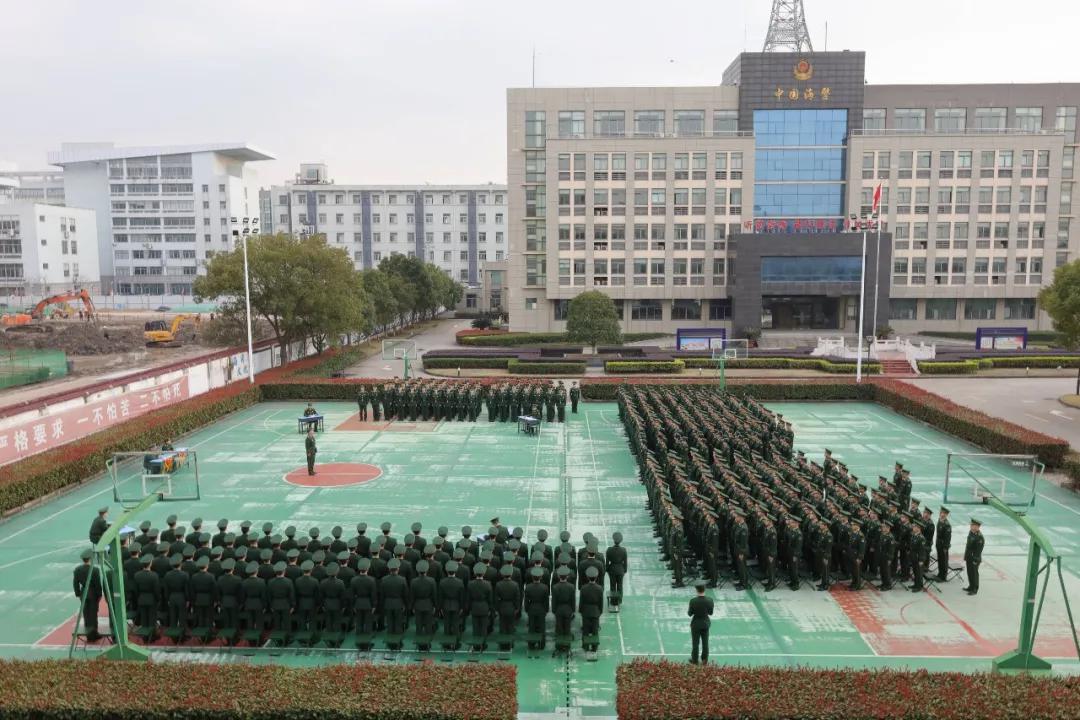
[2,289,96,330]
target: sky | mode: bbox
[1,0,1077,187]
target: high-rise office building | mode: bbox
[50,142,272,296]
[507,52,1077,334]
[267,165,508,311]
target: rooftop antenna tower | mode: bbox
[762,0,814,52]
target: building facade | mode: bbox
[507,51,1078,335]
[267,166,508,306]
[0,168,66,205]
[50,142,272,296]
[0,202,100,298]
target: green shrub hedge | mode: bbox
[0,384,260,517]
[986,355,1080,369]
[507,359,585,375]
[616,660,1080,720]
[422,357,510,370]
[681,357,881,374]
[605,360,685,374]
[0,659,517,720]
[917,360,980,374]
[458,331,668,347]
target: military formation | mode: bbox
[355,379,580,423]
[619,386,979,594]
[83,513,626,652]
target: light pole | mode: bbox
[232,217,258,384]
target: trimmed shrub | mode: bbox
[978,358,994,369]
[986,355,1080,369]
[0,384,260,516]
[422,357,510,370]
[917,360,980,374]
[604,360,685,374]
[682,357,880,374]
[0,659,517,720]
[507,359,585,375]
[616,660,1080,720]
[458,331,668,347]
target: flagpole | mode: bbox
[856,223,867,384]
[871,216,881,343]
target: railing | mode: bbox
[549,130,754,140]
[852,127,1065,137]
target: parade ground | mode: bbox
[2,399,1080,716]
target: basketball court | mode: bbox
[1,399,1079,716]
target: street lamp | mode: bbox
[231,217,258,385]
[848,212,879,384]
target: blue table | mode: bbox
[517,415,540,435]
[298,414,325,433]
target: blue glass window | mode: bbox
[753,184,844,217]
[755,149,844,181]
[761,256,862,283]
[753,109,848,147]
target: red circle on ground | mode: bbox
[284,462,382,487]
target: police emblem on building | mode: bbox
[793,59,813,81]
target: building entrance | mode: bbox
[762,296,842,330]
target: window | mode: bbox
[674,110,705,136]
[761,256,862,283]
[713,110,738,135]
[863,108,885,132]
[1015,107,1043,132]
[934,108,966,132]
[890,299,917,320]
[634,110,665,136]
[524,297,538,311]
[1056,106,1077,135]
[557,110,584,138]
[525,110,546,148]
[964,298,997,320]
[671,300,701,320]
[1004,298,1036,319]
[925,299,957,320]
[630,299,662,320]
[974,107,1006,131]
[594,111,625,137]
[709,299,731,320]
[894,108,926,131]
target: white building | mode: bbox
[0,167,65,205]
[267,164,507,308]
[50,142,273,296]
[0,202,100,298]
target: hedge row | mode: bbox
[917,360,980,374]
[457,331,668,347]
[423,357,510,370]
[604,360,685,374]
[616,660,1080,720]
[987,355,1080,369]
[0,384,260,517]
[0,659,516,720]
[507,359,586,375]
[682,357,882,374]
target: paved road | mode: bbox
[344,315,469,378]
[907,376,1080,448]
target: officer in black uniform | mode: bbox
[688,579,714,664]
[73,548,103,641]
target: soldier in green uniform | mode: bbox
[214,559,240,635]
[371,384,383,421]
[877,523,895,591]
[732,513,750,591]
[190,556,217,628]
[241,561,267,635]
[267,561,295,634]
[963,518,984,595]
[294,561,320,635]
[411,560,438,646]
[688,579,714,664]
[439,559,466,640]
[164,554,190,633]
[909,525,927,592]
[380,558,409,638]
[605,532,627,606]
[814,520,832,591]
[551,566,576,650]
[849,520,866,591]
[134,554,160,632]
[760,518,778,591]
[186,519,204,548]
[556,385,567,422]
[524,566,550,650]
[356,386,368,421]
[304,428,317,476]
[73,549,103,641]
[569,382,580,414]
[212,519,229,548]
[579,566,604,651]
[161,514,179,544]
[351,558,377,635]
[544,387,556,423]
[935,507,952,582]
[320,563,347,637]
[89,506,110,545]
[495,564,520,644]
[467,562,493,647]
[785,517,803,590]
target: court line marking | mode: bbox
[0,543,85,571]
[0,408,276,547]
[620,651,1080,660]
[864,406,1080,520]
[584,411,625,655]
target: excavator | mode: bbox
[2,289,96,331]
[144,313,200,348]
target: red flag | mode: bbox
[871,183,882,214]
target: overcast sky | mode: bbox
[1,0,1077,186]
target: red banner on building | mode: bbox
[0,375,190,466]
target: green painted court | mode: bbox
[2,399,1079,717]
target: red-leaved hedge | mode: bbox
[616,660,1080,720]
[0,659,516,720]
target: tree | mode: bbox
[359,268,399,332]
[194,233,371,361]
[1038,260,1080,348]
[565,290,622,350]
[378,255,433,322]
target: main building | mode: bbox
[507,51,1077,335]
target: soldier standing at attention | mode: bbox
[372,384,383,421]
[305,428,317,476]
[909,525,927,592]
[760,517,778,592]
[579,566,604,651]
[524,566,550,650]
[551,566,577,648]
[814,520,832,591]
[380,559,409,638]
[732,514,750,591]
[786,517,803,590]
[356,387,368,421]
[468,562,493,647]
[89,506,110,545]
[605,532,627,606]
[569,382,581,414]
[439,560,466,640]
[877,523,895,591]
[963,518,985,595]
[411,560,438,647]
[190,557,217,628]
[267,561,295,635]
[134,554,161,631]
[935,507,952,582]
[495,565,520,645]
[688,580,713,664]
[350,558,377,635]
[73,549,103,642]
[556,383,567,422]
